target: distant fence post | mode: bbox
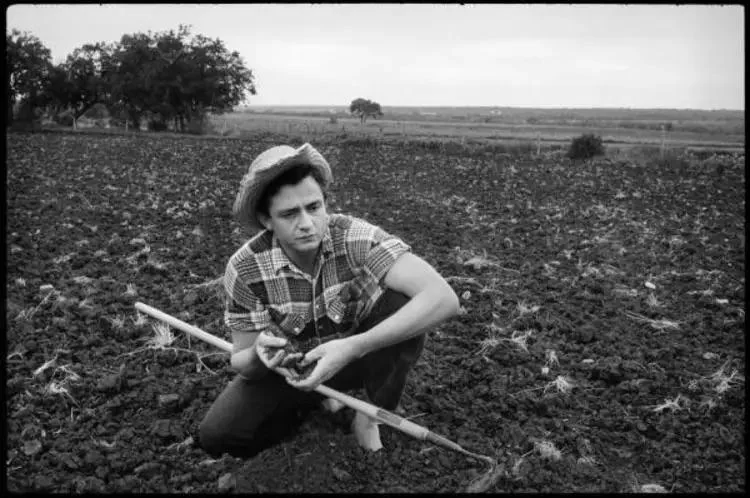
[660,124,666,159]
[536,132,541,155]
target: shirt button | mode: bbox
[294,327,300,333]
[333,315,340,321]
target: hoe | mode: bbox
[134,301,505,492]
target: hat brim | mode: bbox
[233,143,333,232]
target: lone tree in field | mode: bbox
[6,29,52,125]
[349,98,383,125]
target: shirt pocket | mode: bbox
[324,283,361,327]
[267,306,308,336]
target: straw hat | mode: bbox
[233,143,333,232]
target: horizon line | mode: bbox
[240,104,745,112]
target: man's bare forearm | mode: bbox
[347,285,459,359]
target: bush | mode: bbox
[653,152,690,170]
[568,133,605,160]
[83,103,109,120]
[53,110,75,127]
[185,118,213,135]
[148,120,169,132]
[11,100,43,131]
[342,136,380,148]
[108,117,126,128]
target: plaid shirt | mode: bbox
[223,214,411,343]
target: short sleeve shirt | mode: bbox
[223,214,411,342]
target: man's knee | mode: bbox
[198,418,264,459]
[198,417,229,458]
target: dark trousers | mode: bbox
[198,289,425,459]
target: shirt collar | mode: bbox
[320,221,334,256]
[269,233,291,274]
[268,219,335,275]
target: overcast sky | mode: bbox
[7,3,745,110]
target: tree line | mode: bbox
[7,25,256,131]
[8,24,387,133]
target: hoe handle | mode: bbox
[133,302,434,442]
[135,302,232,351]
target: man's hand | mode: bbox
[285,337,361,391]
[255,331,289,369]
[255,332,302,379]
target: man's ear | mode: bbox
[258,213,272,231]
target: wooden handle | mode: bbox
[133,302,431,441]
[315,384,430,440]
[135,302,233,352]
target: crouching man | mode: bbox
[199,143,460,459]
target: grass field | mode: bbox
[207,105,744,152]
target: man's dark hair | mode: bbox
[256,164,327,218]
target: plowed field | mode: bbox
[6,131,745,492]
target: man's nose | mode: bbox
[298,210,314,229]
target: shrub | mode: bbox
[650,149,691,170]
[186,118,215,135]
[108,117,126,128]
[11,100,43,131]
[481,143,508,155]
[442,141,465,156]
[148,120,169,132]
[343,136,379,148]
[511,141,535,157]
[53,110,75,127]
[568,133,605,160]
[83,103,109,120]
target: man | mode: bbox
[199,142,459,459]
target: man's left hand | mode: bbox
[285,337,360,391]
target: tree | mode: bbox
[6,29,52,125]
[107,31,163,130]
[106,25,256,132]
[14,24,256,133]
[349,98,383,124]
[42,42,115,128]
